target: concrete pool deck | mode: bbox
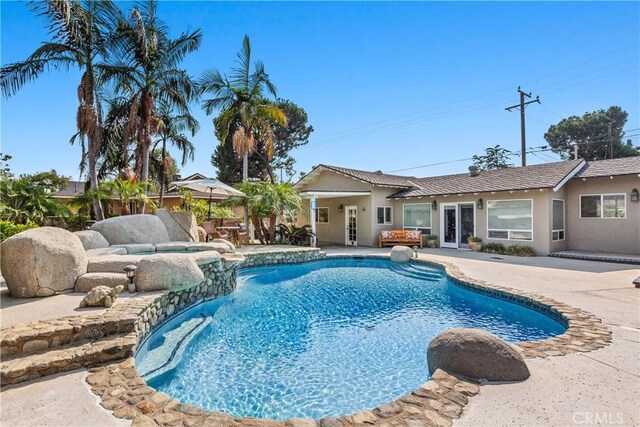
[1,247,638,426]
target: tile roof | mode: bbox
[50,181,87,198]
[316,164,415,188]
[387,160,585,199]
[575,156,640,178]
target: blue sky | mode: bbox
[2,1,639,180]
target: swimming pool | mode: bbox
[136,257,565,420]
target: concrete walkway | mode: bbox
[1,247,638,426]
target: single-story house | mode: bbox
[294,157,640,255]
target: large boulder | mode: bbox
[427,328,530,381]
[135,253,205,291]
[390,246,413,263]
[73,230,110,250]
[1,227,88,297]
[87,254,143,273]
[184,241,235,254]
[91,215,170,245]
[197,226,207,242]
[155,209,199,242]
[75,272,130,293]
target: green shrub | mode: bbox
[426,234,438,240]
[0,220,38,242]
[505,244,535,256]
[279,224,314,246]
[468,236,483,243]
[482,242,506,254]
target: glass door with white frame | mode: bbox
[345,206,357,246]
[459,203,475,248]
[442,205,457,248]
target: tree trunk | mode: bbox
[268,213,277,244]
[243,152,251,244]
[251,213,266,244]
[84,65,104,221]
[137,130,151,214]
[159,137,167,208]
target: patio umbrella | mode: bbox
[170,179,245,219]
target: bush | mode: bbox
[481,242,535,256]
[482,242,506,254]
[505,244,535,257]
[468,236,483,243]
[279,224,314,246]
[426,234,438,240]
[0,220,38,242]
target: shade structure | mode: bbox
[170,179,245,219]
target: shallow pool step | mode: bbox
[389,265,442,281]
[0,332,136,386]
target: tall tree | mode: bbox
[544,106,637,160]
[472,145,513,170]
[211,98,313,183]
[199,35,287,182]
[101,0,201,212]
[1,0,120,220]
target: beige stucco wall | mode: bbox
[565,175,640,254]
[387,190,555,255]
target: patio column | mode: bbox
[310,195,317,247]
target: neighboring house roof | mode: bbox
[389,160,586,198]
[575,156,640,178]
[296,164,416,189]
[50,181,87,198]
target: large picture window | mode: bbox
[487,199,533,241]
[552,199,565,241]
[377,206,393,224]
[314,207,329,223]
[580,194,626,218]
[403,203,431,234]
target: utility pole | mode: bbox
[506,87,540,167]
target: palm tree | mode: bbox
[153,102,199,207]
[106,178,155,215]
[199,35,287,181]
[100,0,201,212]
[1,0,119,221]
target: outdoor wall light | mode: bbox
[338,204,344,213]
[631,189,639,202]
[477,198,484,209]
[432,200,437,210]
[123,265,137,293]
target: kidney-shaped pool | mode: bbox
[135,257,565,420]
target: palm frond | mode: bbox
[1,56,76,97]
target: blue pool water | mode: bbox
[137,257,565,420]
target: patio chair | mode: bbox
[236,222,249,247]
[202,221,228,242]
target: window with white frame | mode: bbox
[487,199,533,241]
[403,203,431,234]
[314,207,329,223]
[376,206,393,224]
[552,199,565,241]
[580,194,626,218]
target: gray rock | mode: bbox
[75,272,130,293]
[135,253,205,291]
[80,285,124,308]
[73,230,110,250]
[197,226,207,242]
[189,251,222,266]
[91,215,170,245]
[184,241,234,254]
[1,227,88,297]
[427,328,530,381]
[87,255,144,273]
[390,245,413,263]
[154,242,188,252]
[111,243,156,254]
[210,239,237,252]
[86,247,128,257]
[155,209,199,242]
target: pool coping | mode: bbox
[81,252,612,427]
